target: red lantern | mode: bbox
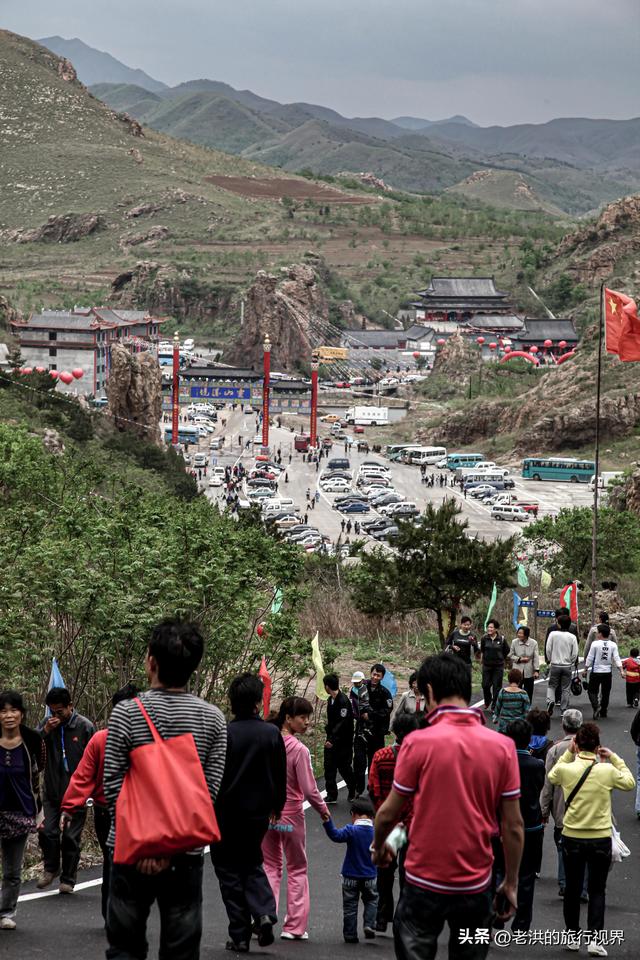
[412,351,420,359]
[35,366,46,373]
[530,345,539,354]
[22,367,33,375]
[257,623,266,637]
[49,370,59,379]
[504,345,511,353]
[558,340,567,349]
[476,336,485,345]
[58,371,74,385]
[437,338,446,346]
[543,339,553,348]
[71,368,84,379]
[489,342,497,351]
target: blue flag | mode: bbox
[45,657,66,718]
[512,591,521,630]
[384,668,398,698]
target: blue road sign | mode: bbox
[536,609,556,618]
[519,600,536,608]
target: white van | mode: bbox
[262,498,295,514]
[490,505,529,522]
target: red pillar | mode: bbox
[171,330,180,445]
[261,334,271,453]
[310,352,319,448]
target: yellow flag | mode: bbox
[311,632,328,700]
[541,570,552,590]
[521,598,529,626]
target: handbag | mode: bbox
[611,826,630,863]
[570,669,583,697]
[114,698,220,865]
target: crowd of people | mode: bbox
[0,613,639,960]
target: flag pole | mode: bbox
[590,283,605,626]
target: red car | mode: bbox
[354,425,365,434]
[250,469,276,481]
[515,502,540,517]
[335,382,351,389]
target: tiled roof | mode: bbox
[464,314,524,331]
[417,277,507,298]
[342,329,401,347]
[513,318,578,342]
[404,324,436,341]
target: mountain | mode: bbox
[447,169,565,215]
[392,115,477,130]
[39,35,167,92]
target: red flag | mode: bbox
[258,656,272,719]
[618,297,640,362]
[559,582,579,623]
[604,287,638,355]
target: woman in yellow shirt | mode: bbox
[548,722,634,956]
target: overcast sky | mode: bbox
[3,0,639,125]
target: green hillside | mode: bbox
[448,169,565,215]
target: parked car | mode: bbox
[247,488,273,500]
[333,494,368,508]
[320,478,352,493]
[208,473,224,487]
[371,491,405,507]
[490,505,530,522]
[361,517,394,533]
[354,426,365,434]
[321,414,340,423]
[327,458,351,470]
[337,501,371,514]
[515,501,540,516]
[372,525,400,541]
[361,461,389,471]
[469,484,499,498]
[209,437,222,450]
[193,453,207,468]
[274,514,303,530]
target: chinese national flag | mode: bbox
[605,287,639,358]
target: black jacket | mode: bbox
[516,749,545,830]
[325,691,354,748]
[446,629,479,664]
[631,708,640,745]
[366,680,393,736]
[480,634,510,668]
[39,711,96,804]
[215,715,287,822]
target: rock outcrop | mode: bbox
[0,295,21,326]
[1,213,102,244]
[110,260,235,324]
[229,264,329,370]
[120,225,170,247]
[553,194,640,285]
[107,343,162,443]
[125,202,162,219]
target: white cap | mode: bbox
[351,670,365,683]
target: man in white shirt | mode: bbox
[585,623,624,720]
[545,614,579,716]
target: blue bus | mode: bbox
[446,452,485,471]
[163,424,199,445]
[521,457,595,483]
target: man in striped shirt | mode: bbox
[372,654,523,960]
[104,619,227,960]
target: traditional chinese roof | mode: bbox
[512,318,578,343]
[416,277,508,299]
[464,314,525,331]
[404,324,436,342]
[341,329,402,348]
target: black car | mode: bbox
[327,458,350,470]
[333,494,368,507]
[503,479,515,489]
[361,516,393,533]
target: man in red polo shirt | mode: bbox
[372,654,523,960]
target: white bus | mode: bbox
[403,446,447,466]
[345,406,389,426]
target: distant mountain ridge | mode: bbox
[38,35,640,214]
[38,36,168,92]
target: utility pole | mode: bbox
[171,330,180,445]
[261,333,271,455]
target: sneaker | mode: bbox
[325,798,338,805]
[225,941,250,953]
[375,921,388,933]
[588,940,608,957]
[593,707,601,720]
[36,871,59,890]
[58,882,74,895]
[364,927,376,940]
[565,935,580,952]
[0,918,16,930]
[547,702,554,718]
[257,917,274,948]
[600,712,607,719]
[634,698,639,708]
[281,932,308,940]
[580,892,589,903]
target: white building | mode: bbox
[10,307,165,396]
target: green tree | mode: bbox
[523,506,640,581]
[348,500,516,645]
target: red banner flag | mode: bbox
[559,582,579,623]
[618,298,640,362]
[604,287,638,356]
[258,656,272,719]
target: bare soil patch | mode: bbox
[205,175,376,204]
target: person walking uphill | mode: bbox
[262,698,329,941]
[0,691,45,930]
[548,721,634,955]
[365,664,394,766]
[323,674,356,804]
[372,654,524,960]
[546,613,579,716]
[323,797,379,943]
[585,623,624,720]
[493,669,530,734]
[37,686,95,894]
[104,619,227,960]
[212,673,287,952]
[480,619,510,712]
[60,683,139,921]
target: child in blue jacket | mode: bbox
[323,796,379,943]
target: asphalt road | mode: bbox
[7,679,640,960]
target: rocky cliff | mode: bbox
[551,194,640,285]
[111,259,236,325]
[107,343,162,443]
[229,264,329,370]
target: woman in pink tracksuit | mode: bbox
[263,697,329,940]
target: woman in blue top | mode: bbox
[493,669,531,734]
[0,691,45,930]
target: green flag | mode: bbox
[271,588,284,614]
[484,582,498,630]
[541,570,552,590]
[517,564,529,588]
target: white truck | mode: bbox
[345,406,389,426]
